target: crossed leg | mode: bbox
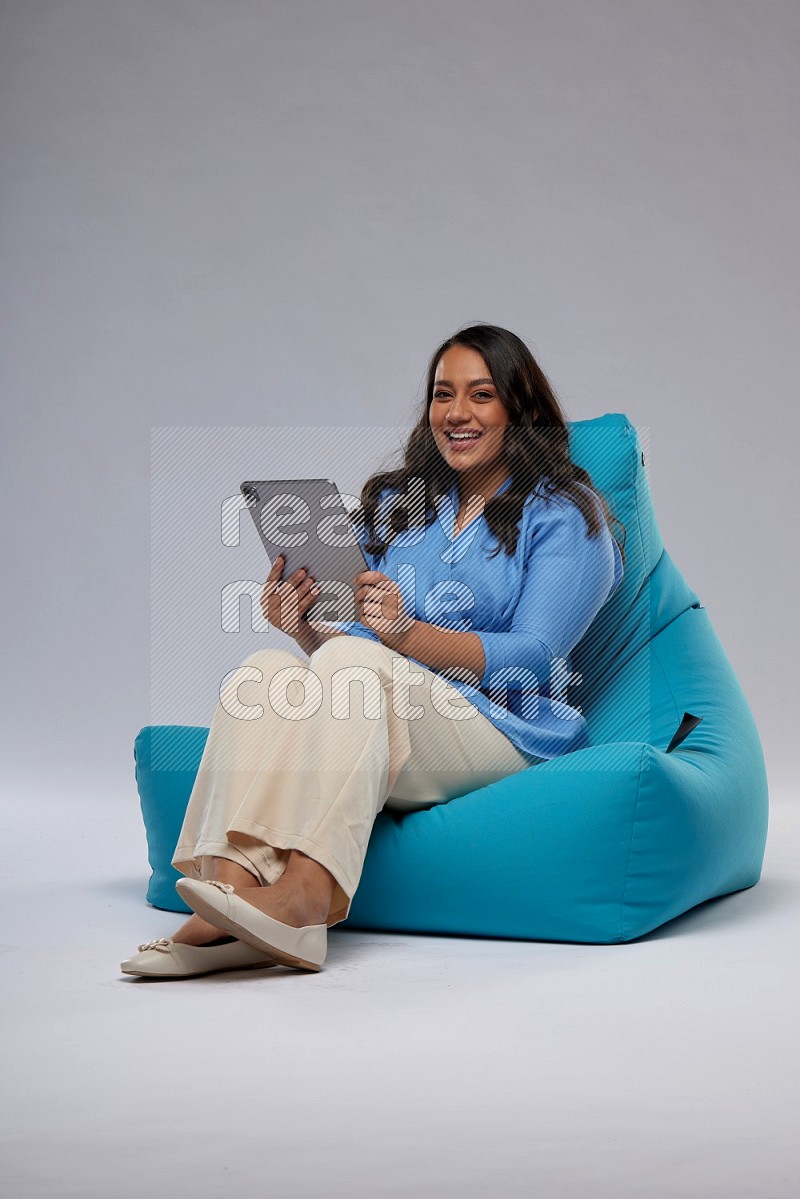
[169,850,338,944]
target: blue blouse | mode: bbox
[325,475,623,764]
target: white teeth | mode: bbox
[447,432,482,440]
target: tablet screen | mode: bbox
[241,478,369,623]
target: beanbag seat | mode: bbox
[133,413,769,943]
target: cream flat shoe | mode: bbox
[175,878,327,972]
[120,935,278,979]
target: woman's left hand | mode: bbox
[353,570,415,645]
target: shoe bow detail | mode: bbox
[137,938,172,953]
[203,880,234,893]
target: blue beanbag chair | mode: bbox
[134,413,769,942]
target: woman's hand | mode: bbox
[354,569,416,646]
[260,554,321,638]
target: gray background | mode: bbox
[2,1,797,795]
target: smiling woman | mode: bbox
[356,323,625,565]
[428,345,512,522]
[122,322,625,982]
[323,321,626,755]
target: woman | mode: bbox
[121,323,625,979]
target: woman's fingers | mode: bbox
[264,552,285,586]
[260,562,321,632]
[354,579,392,604]
[296,576,321,612]
[355,576,413,636]
[263,557,307,596]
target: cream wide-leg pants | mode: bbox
[171,635,534,926]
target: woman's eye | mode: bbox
[433,390,494,400]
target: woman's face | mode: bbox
[429,345,510,484]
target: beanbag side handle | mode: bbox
[665,712,704,753]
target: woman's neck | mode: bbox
[455,463,511,506]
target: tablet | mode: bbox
[240,478,370,623]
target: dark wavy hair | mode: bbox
[353,323,626,564]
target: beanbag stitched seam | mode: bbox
[619,742,648,942]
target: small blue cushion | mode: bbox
[134,414,769,941]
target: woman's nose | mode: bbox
[445,397,470,421]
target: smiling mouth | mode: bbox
[445,431,483,442]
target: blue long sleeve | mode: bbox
[314,479,623,761]
[473,493,622,694]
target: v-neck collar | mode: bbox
[447,474,513,538]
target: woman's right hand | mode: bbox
[259,554,321,638]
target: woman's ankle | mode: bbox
[204,855,262,888]
[281,850,336,904]
[246,875,332,926]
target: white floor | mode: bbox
[2,787,798,1199]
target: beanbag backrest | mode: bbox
[567,415,699,733]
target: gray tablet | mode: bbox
[240,478,370,623]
